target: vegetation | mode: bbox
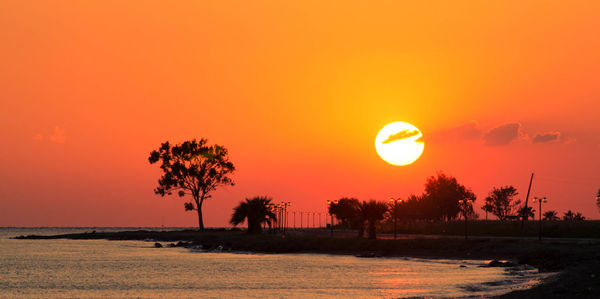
[230,196,276,234]
[378,173,477,223]
[328,198,361,229]
[596,188,600,211]
[422,173,477,221]
[563,210,585,221]
[543,210,559,221]
[482,186,520,221]
[517,206,535,221]
[148,139,235,230]
[358,200,389,239]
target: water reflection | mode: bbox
[0,228,545,298]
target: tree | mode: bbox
[562,210,585,221]
[563,210,574,221]
[149,139,235,230]
[481,202,494,220]
[423,173,477,221]
[483,186,521,221]
[517,206,535,221]
[358,200,389,239]
[543,210,559,221]
[596,189,600,212]
[329,198,361,229]
[230,196,277,234]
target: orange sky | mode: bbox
[1,1,599,227]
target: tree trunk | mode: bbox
[368,220,376,239]
[197,208,204,231]
[358,223,365,238]
[196,196,204,231]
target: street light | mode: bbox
[280,202,290,235]
[533,197,547,241]
[390,198,403,240]
[458,198,475,240]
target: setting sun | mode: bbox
[375,122,424,166]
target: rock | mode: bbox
[154,242,163,248]
[484,259,516,267]
[460,265,467,268]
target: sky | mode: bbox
[1,1,599,227]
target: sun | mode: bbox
[375,122,424,166]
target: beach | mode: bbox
[8,228,600,298]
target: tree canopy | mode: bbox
[329,197,361,229]
[148,139,235,230]
[596,188,600,211]
[423,173,477,221]
[563,210,585,221]
[358,200,389,239]
[483,186,520,221]
[230,196,276,234]
[543,210,559,221]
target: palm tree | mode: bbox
[518,206,535,220]
[358,200,389,239]
[563,210,575,221]
[230,196,277,234]
[543,210,559,221]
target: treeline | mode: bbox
[330,172,589,233]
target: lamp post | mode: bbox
[281,202,290,235]
[533,197,547,241]
[458,198,474,240]
[390,198,403,240]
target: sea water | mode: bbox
[0,228,543,298]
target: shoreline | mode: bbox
[14,229,600,298]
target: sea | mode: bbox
[0,227,545,298]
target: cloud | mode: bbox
[532,132,560,143]
[382,129,420,144]
[48,126,66,144]
[425,121,482,144]
[484,123,522,146]
[33,133,43,141]
[453,121,482,140]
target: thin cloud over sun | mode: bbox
[382,129,420,144]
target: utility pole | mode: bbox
[521,173,534,230]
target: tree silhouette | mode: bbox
[358,200,389,239]
[230,196,276,234]
[518,206,535,220]
[329,197,361,229]
[423,173,476,221]
[148,139,235,230]
[596,188,600,211]
[483,186,520,221]
[563,210,574,221]
[543,210,559,221]
[562,210,585,221]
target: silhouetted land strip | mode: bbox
[15,229,600,298]
[380,220,600,239]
